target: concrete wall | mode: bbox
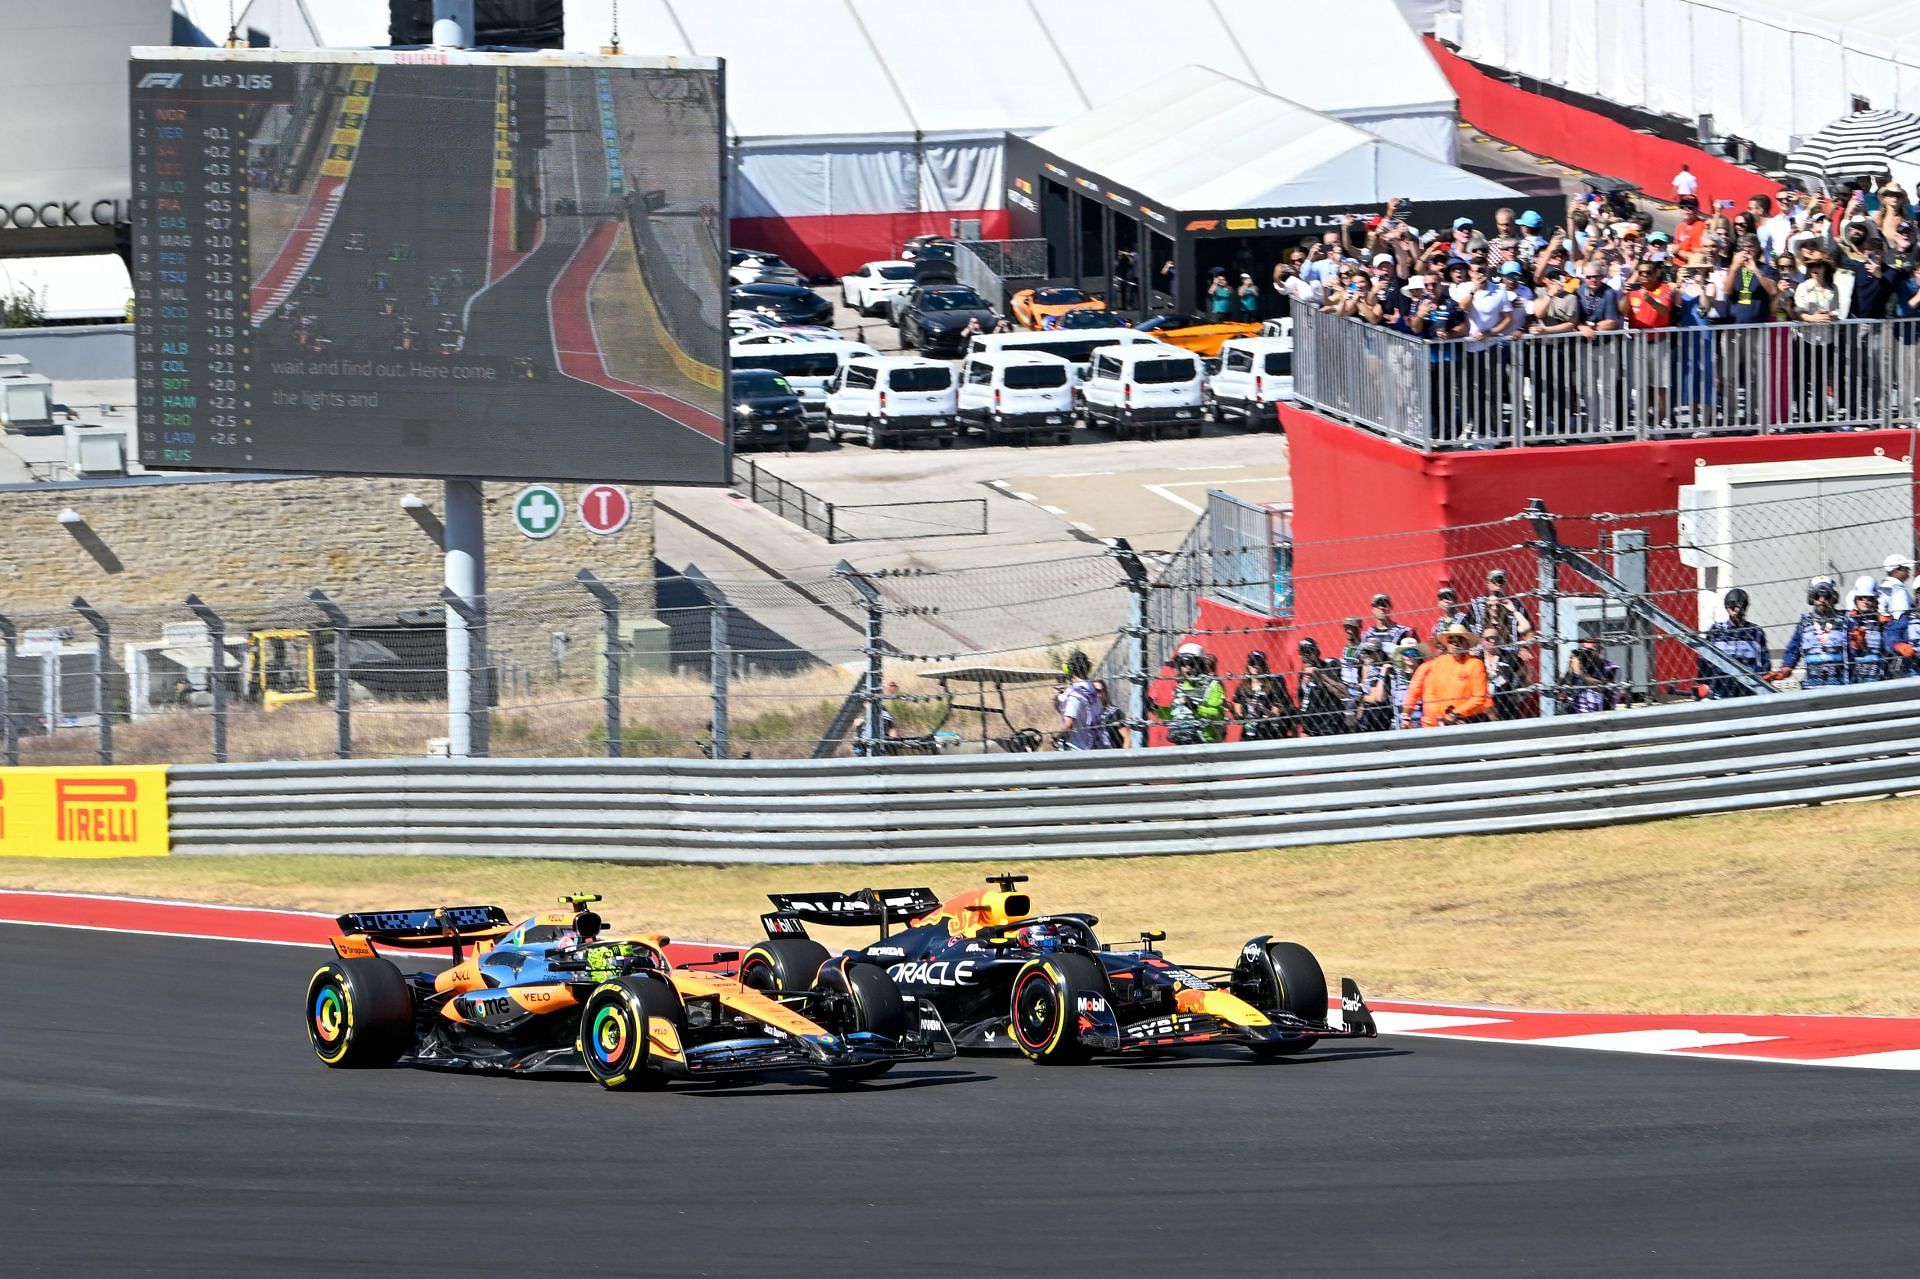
[0,323,135,382]
[0,473,655,626]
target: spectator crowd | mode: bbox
[1268,177,1920,439]
[1120,554,1920,746]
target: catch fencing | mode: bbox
[162,680,1920,861]
[1294,307,1920,449]
[4,485,1914,767]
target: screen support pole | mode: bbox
[444,479,488,757]
[436,4,482,758]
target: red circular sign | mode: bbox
[577,484,631,535]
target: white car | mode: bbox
[825,356,961,449]
[1208,334,1294,430]
[728,309,784,338]
[731,337,880,423]
[729,326,843,346]
[1081,345,1207,440]
[840,260,917,317]
[729,249,804,287]
[956,351,1075,446]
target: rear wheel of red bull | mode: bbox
[1010,953,1102,1064]
[739,938,831,995]
[306,957,413,1068]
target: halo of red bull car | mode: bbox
[306,876,1375,1089]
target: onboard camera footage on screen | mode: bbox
[129,49,727,485]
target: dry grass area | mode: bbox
[8,798,1919,1015]
[12,663,1049,764]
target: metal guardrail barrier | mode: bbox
[163,680,1920,860]
[1293,307,1920,449]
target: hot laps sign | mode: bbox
[0,767,171,858]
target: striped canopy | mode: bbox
[1785,109,1920,184]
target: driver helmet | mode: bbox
[1013,922,1064,953]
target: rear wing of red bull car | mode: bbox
[762,888,941,940]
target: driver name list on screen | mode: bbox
[130,52,729,486]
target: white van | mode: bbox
[956,351,1076,445]
[1081,346,1206,439]
[730,337,878,423]
[825,356,961,448]
[1208,335,1294,429]
[964,328,1162,384]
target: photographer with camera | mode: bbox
[1294,637,1351,737]
[1557,635,1622,715]
[1153,642,1227,745]
[1353,639,1400,733]
[1697,588,1770,698]
[1233,650,1298,741]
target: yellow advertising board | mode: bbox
[0,766,170,858]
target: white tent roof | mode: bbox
[0,256,134,324]
[221,0,1456,153]
[1029,66,1515,210]
[1458,0,1920,157]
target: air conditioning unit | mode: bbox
[64,422,130,476]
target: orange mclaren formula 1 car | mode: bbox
[305,895,955,1089]
[1009,286,1107,330]
[744,876,1377,1063]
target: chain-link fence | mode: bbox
[3,483,1913,766]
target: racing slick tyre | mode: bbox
[739,937,832,995]
[1242,940,1328,1058]
[306,957,414,1068]
[1010,952,1104,1065]
[578,975,677,1090]
[817,957,909,1081]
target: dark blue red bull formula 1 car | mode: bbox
[739,875,1377,1064]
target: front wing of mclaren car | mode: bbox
[1086,977,1379,1055]
[678,995,958,1079]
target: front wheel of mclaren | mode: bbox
[1009,953,1104,1065]
[577,976,678,1090]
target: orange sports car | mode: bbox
[1133,313,1261,357]
[1010,286,1108,330]
[305,893,954,1089]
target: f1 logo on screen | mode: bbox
[512,485,564,539]
[578,484,631,535]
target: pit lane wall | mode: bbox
[147,682,1920,862]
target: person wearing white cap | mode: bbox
[1153,641,1227,744]
[1881,553,1915,615]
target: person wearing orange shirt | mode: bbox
[1671,200,1709,260]
[1400,623,1494,728]
[1623,260,1676,427]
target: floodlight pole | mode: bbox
[434,5,487,759]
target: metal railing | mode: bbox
[1294,307,1920,449]
[734,456,836,540]
[161,680,1920,861]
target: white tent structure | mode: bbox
[205,0,1460,272]
[1027,66,1516,211]
[1454,0,1920,160]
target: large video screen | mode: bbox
[129,48,727,484]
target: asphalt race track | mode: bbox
[5,927,1918,1277]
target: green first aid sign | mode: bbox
[512,485,564,539]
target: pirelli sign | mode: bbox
[0,767,170,858]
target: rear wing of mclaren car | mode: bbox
[331,905,514,960]
[763,888,940,939]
